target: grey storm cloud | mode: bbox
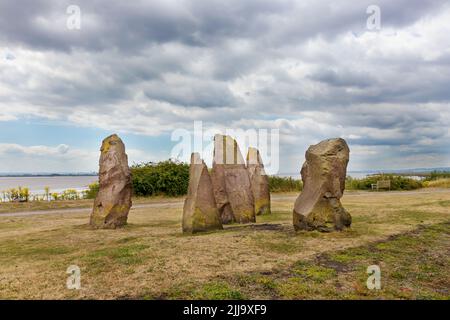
[308,69,375,88]
[0,0,447,51]
[0,0,449,171]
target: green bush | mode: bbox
[89,164,302,198]
[423,178,450,188]
[131,160,190,197]
[84,182,99,199]
[61,189,79,200]
[345,174,423,191]
[268,176,302,192]
[4,187,29,202]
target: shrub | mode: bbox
[84,182,99,199]
[19,187,30,202]
[423,178,450,188]
[61,189,79,200]
[268,176,303,192]
[131,160,190,197]
[5,188,18,201]
[5,187,29,202]
[345,174,423,191]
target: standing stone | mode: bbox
[293,138,351,232]
[247,147,271,215]
[210,162,235,224]
[183,153,223,234]
[90,134,132,229]
[211,134,255,224]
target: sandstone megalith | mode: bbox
[182,153,223,234]
[90,134,132,229]
[211,134,255,224]
[293,138,351,232]
[210,162,235,224]
[247,147,271,215]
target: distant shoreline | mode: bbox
[279,167,450,178]
[0,167,449,178]
[0,174,98,178]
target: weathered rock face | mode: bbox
[293,138,351,232]
[210,163,235,224]
[183,153,223,234]
[90,134,132,229]
[247,147,271,215]
[211,134,255,224]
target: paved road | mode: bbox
[0,189,447,218]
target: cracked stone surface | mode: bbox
[247,147,271,215]
[211,134,255,224]
[182,153,223,234]
[90,134,132,229]
[293,138,351,232]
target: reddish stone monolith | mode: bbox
[182,153,223,234]
[247,147,271,215]
[90,134,132,229]
[211,134,255,224]
[293,138,351,232]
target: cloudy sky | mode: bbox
[0,0,449,174]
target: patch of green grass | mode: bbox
[0,221,27,230]
[116,236,139,244]
[438,200,450,207]
[257,211,290,223]
[83,244,150,268]
[277,277,311,299]
[292,261,337,283]
[257,240,300,254]
[256,276,277,290]
[235,274,278,292]
[396,209,435,220]
[193,281,244,300]
[217,222,450,299]
[160,278,243,300]
[276,276,339,299]
[149,220,180,228]
[351,215,373,223]
[331,246,377,263]
[0,241,74,261]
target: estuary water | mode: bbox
[0,170,423,195]
[0,176,98,194]
[277,171,372,179]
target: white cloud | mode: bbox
[0,0,449,172]
[0,143,95,172]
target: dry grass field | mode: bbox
[0,189,449,299]
[0,196,181,214]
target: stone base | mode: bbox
[293,197,351,232]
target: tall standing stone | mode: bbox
[293,138,351,232]
[210,161,235,224]
[211,134,255,224]
[90,134,132,229]
[247,147,271,215]
[183,153,223,234]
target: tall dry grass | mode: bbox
[423,178,450,188]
